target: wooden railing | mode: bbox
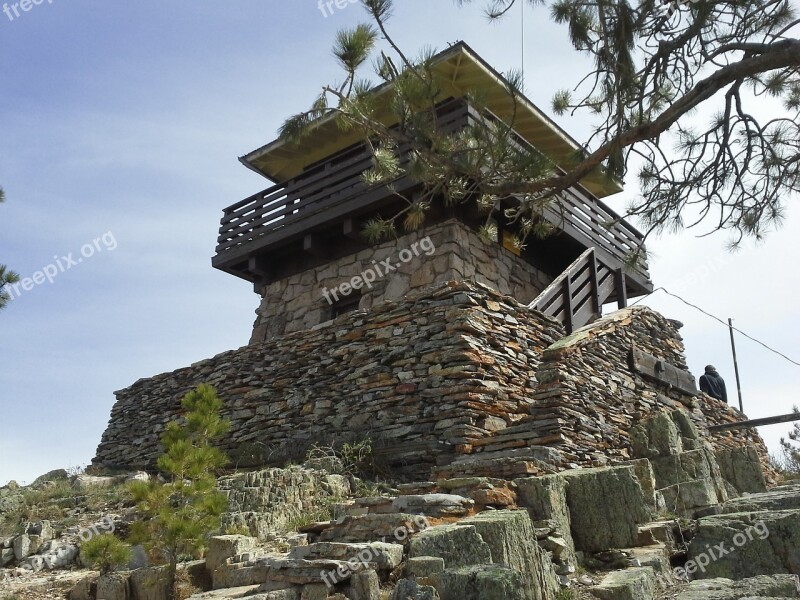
[529,247,619,333]
[215,98,650,290]
[471,106,649,283]
[215,100,471,262]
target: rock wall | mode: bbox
[251,219,553,342]
[93,281,768,482]
[466,306,772,471]
[218,467,350,538]
[93,281,564,479]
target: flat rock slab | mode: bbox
[687,509,800,579]
[676,575,800,599]
[187,585,262,599]
[391,494,474,517]
[722,485,800,514]
[288,541,404,572]
[409,523,492,569]
[589,567,657,600]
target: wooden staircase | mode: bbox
[529,248,628,334]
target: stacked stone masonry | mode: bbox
[250,219,553,342]
[94,279,767,481]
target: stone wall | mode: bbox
[251,219,553,342]
[466,306,772,472]
[94,281,768,482]
[93,281,564,480]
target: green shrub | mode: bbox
[80,533,131,574]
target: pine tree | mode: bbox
[128,384,231,600]
[284,0,800,249]
[0,188,20,310]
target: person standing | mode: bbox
[699,365,728,403]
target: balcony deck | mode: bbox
[213,100,653,297]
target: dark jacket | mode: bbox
[700,370,727,403]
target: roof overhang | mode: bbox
[241,42,623,198]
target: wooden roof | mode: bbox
[241,41,623,199]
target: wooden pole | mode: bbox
[708,412,800,432]
[728,318,744,412]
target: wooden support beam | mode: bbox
[248,256,271,295]
[303,234,329,257]
[563,276,574,334]
[708,412,800,432]
[615,268,628,309]
[248,256,270,278]
[589,251,600,315]
[343,218,361,241]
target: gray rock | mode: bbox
[651,445,728,515]
[41,543,79,569]
[561,466,652,552]
[630,412,682,459]
[289,541,404,573]
[1,547,14,566]
[345,569,380,600]
[436,564,528,600]
[459,510,560,600]
[128,544,150,570]
[97,572,130,600]
[32,469,69,486]
[207,535,258,573]
[722,485,800,514]
[13,534,36,561]
[516,474,577,566]
[409,524,492,569]
[391,494,474,517]
[589,567,657,600]
[70,575,98,600]
[686,510,800,579]
[391,579,440,600]
[676,575,800,599]
[715,446,767,495]
[407,556,446,578]
[130,566,170,600]
[73,474,117,489]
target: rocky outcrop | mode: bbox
[218,468,350,538]
[629,410,729,516]
[561,465,653,552]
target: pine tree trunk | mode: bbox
[166,558,177,600]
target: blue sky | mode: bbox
[2,1,798,484]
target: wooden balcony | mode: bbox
[213,99,653,297]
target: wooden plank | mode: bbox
[563,276,574,334]
[630,344,699,395]
[589,252,600,314]
[343,218,361,241]
[615,268,628,309]
[708,412,800,432]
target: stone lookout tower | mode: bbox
[212,42,653,341]
[95,43,761,485]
